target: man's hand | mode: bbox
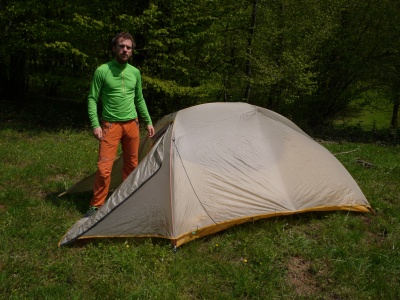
[93,127,103,140]
[147,124,155,137]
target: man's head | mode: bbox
[111,32,136,64]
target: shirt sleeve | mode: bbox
[133,69,152,125]
[87,67,105,129]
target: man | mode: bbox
[85,32,154,217]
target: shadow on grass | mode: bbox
[69,236,174,250]
[1,97,90,132]
[46,191,92,215]
[308,124,400,145]
[54,205,371,250]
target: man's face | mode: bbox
[113,38,133,64]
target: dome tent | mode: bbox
[59,102,371,248]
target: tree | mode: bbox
[0,0,150,100]
[116,0,226,118]
[298,0,400,128]
[1,0,399,130]
[243,0,258,102]
[238,0,323,115]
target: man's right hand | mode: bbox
[93,127,103,140]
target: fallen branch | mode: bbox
[333,148,359,156]
[356,159,374,168]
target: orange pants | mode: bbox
[90,119,139,207]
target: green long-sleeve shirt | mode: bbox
[88,59,152,129]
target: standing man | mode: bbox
[86,32,154,217]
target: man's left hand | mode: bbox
[147,124,155,137]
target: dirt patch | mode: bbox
[287,256,319,297]
[0,204,7,212]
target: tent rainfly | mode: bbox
[59,102,371,248]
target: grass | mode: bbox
[1,98,400,299]
[335,90,394,131]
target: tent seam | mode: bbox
[172,138,221,228]
[59,133,167,247]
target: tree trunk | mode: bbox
[7,53,27,100]
[391,89,399,129]
[244,0,258,102]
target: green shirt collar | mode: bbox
[112,58,128,69]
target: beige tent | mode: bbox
[59,102,371,247]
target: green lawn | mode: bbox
[335,92,394,130]
[1,99,400,299]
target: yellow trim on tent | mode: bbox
[62,204,372,248]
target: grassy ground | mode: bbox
[1,99,400,299]
[335,91,395,131]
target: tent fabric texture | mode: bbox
[59,102,371,247]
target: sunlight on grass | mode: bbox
[335,91,394,130]
[1,124,399,299]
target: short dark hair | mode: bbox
[111,32,136,49]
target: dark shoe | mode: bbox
[84,206,98,217]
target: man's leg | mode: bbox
[121,119,140,180]
[90,121,122,208]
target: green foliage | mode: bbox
[296,0,400,128]
[0,0,399,127]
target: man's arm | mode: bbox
[133,68,153,127]
[88,66,107,139]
